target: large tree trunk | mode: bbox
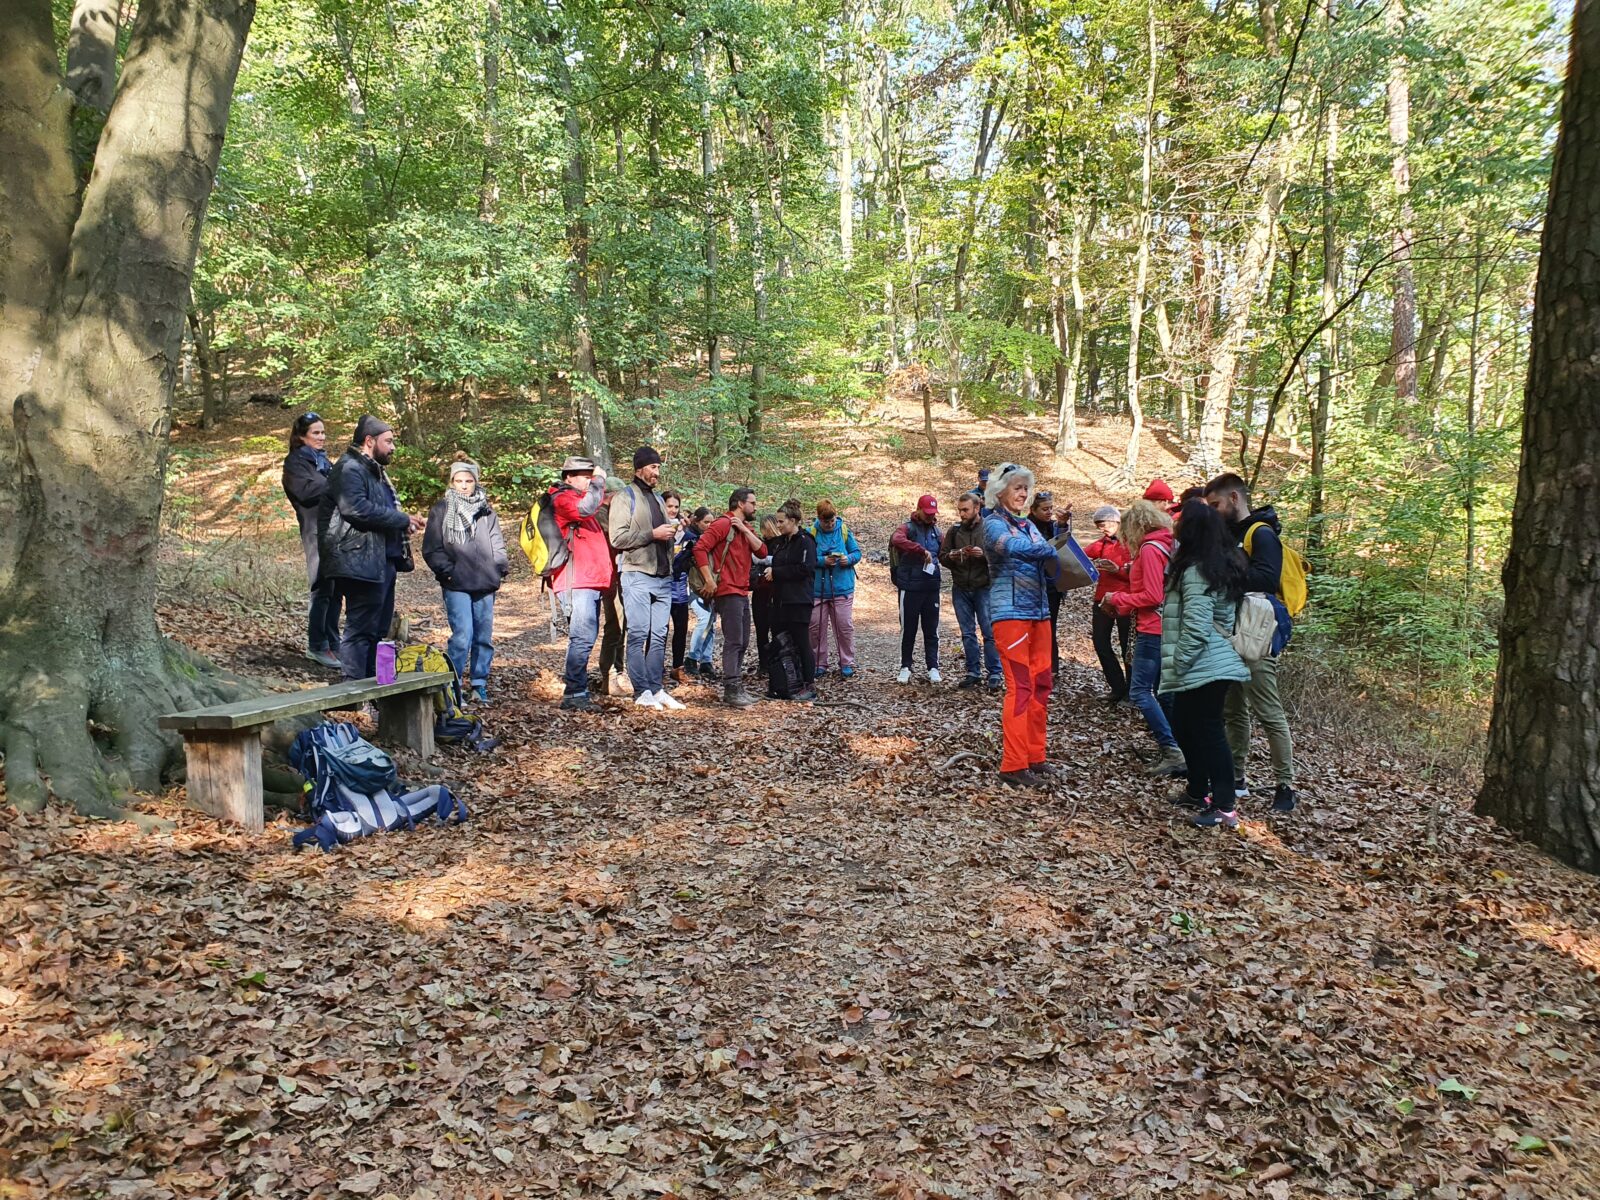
[1476,0,1600,873]
[0,0,257,815]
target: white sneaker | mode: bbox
[928,668,943,684]
[897,668,911,685]
[634,691,663,708]
[656,690,686,710]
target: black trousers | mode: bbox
[670,601,689,668]
[752,591,774,673]
[898,589,940,669]
[1092,606,1132,698]
[1168,680,1239,807]
[335,564,397,681]
[1046,589,1063,673]
[598,580,624,677]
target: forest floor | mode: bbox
[3,399,1599,1199]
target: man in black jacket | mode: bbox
[318,416,425,680]
[1205,472,1297,813]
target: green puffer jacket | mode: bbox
[1158,564,1251,695]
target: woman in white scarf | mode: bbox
[421,460,510,703]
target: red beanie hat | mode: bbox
[1143,478,1174,504]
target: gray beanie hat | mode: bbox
[1092,505,1120,523]
[448,459,481,484]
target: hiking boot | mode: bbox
[1191,804,1240,830]
[928,668,943,684]
[1270,784,1297,814]
[560,693,598,713]
[958,676,982,690]
[1030,762,1069,780]
[1145,747,1187,777]
[998,769,1044,790]
[669,666,684,684]
[1168,785,1207,810]
[897,668,912,685]
[722,684,759,709]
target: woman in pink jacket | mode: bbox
[1101,500,1184,778]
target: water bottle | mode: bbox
[375,640,397,684]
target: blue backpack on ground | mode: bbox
[288,722,468,852]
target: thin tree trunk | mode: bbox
[1464,225,1484,609]
[1190,105,1308,474]
[189,309,223,430]
[331,11,379,258]
[697,31,723,461]
[750,190,768,442]
[552,28,611,471]
[1044,160,1072,452]
[1309,61,1339,556]
[1387,0,1419,411]
[478,0,500,221]
[1123,0,1158,478]
[1057,202,1091,458]
[948,83,1006,410]
[1,0,257,814]
[1477,0,1600,872]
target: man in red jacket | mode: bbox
[549,457,615,711]
[692,487,768,707]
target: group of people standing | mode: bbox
[282,413,508,701]
[281,416,1299,827]
[545,447,864,712]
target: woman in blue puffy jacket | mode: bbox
[982,463,1061,789]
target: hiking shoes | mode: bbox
[307,648,341,669]
[928,668,943,684]
[987,677,1005,691]
[958,676,982,690]
[1191,804,1240,830]
[722,686,759,709]
[1234,777,1250,800]
[897,668,912,685]
[1168,786,1207,810]
[1145,747,1188,777]
[472,685,488,704]
[794,688,819,702]
[560,693,598,713]
[998,769,1044,790]
[1271,784,1297,814]
[840,665,856,679]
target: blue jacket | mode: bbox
[982,509,1059,622]
[811,519,862,599]
[670,527,701,606]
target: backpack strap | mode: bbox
[1242,520,1265,556]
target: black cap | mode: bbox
[353,414,393,445]
[633,445,662,470]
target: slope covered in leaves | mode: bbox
[4,557,1600,1198]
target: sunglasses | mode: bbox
[1034,490,1054,502]
[302,412,323,425]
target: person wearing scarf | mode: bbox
[422,460,510,703]
[982,463,1063,788]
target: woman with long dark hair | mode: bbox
[281,412,342,667]
[1159,500,1251,828]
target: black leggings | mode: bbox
[1092,606,1132,698]
[1168,680,1239,807]
[670,601,689,668]
[1046,589,1063,673]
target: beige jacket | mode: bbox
[608,480,670,576]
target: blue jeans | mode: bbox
[560,588,603,696]
[951,587,1001,681]
[620,571,673,695]
[1130,631,1177,749]
[688,597,717,663]
[442,589,496,690]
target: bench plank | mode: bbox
[160,673,453,732]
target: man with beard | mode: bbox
[318,415,425,680]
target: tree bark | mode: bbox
[1477,0,1600,873]
[189,308,224,430]
[1122,0,1158,479]
[478,0,500,221]
[0,0,257,815]
[696,31,724,461]
[1309,58,1339,556]
[0,0,77,596]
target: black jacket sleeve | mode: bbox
[1243,522,1284,594]
[282,452,327,510]
[770,537,815,583]
[336,462,412,534]
[421,501,453,582]
[488,510,510,577]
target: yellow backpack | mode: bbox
[395,642,464,716]
[1245,522,1309,617]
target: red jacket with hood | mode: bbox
[1082,534,1131,604]
[1105,527,1174,635]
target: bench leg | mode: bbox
[184,731,264,833]
[375,692,435,758]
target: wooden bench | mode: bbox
[160,673,454,833]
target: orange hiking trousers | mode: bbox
[994,618,1054,773]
